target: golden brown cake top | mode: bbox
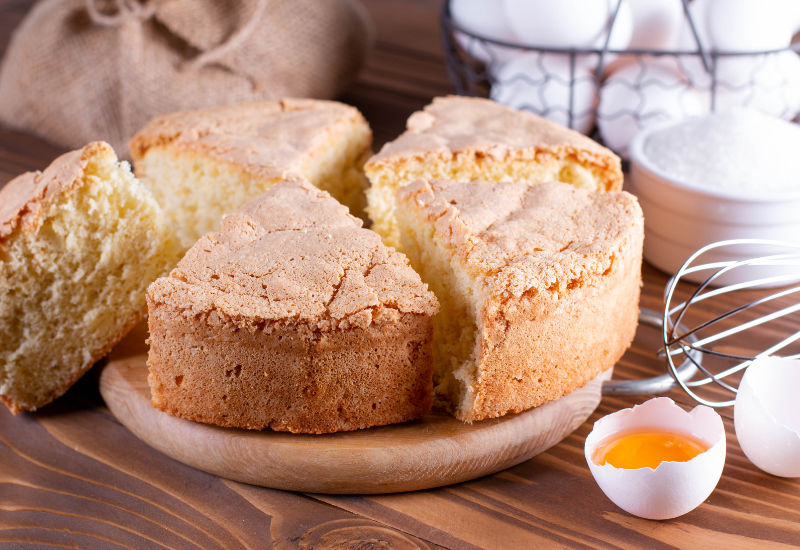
[397,178,643,299]
[149,179,438,329]
[366,96,619,168]
[0,141,113,243]
[129,99,369,178]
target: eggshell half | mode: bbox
[585,397,726,520]
[734,356,800,478]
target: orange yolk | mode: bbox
[592,431,709,469]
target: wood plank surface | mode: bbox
[1,0,799,547]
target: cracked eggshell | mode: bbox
[734,356,800,478]
[585,397,726,520]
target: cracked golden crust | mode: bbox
[149,178,438,330]
[0,142,114,243]
[398,178,641,299]
[366,96,622,191]
[129,98,369,182]
[397,178,644,422]
[147,178,439,433]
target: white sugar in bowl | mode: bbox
[628,111,800,286]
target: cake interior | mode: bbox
[395,202,480,418]
[0,152,180,413]
[367,152,608,249]
[141,122,371,250]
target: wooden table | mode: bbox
[1,1,799,548]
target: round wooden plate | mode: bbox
[99,324,605,494]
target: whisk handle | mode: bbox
[602,309,700,396]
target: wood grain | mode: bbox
[98,324,605,494]
[1,0,800,547]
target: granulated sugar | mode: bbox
[642,109,800,195]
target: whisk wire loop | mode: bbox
[663,239,800,407]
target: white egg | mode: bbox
[597,0,634,52]
[627,0,684,50]
[678,50,800,120]
[503,0,633,52]
[454,31,519,68]
[676,0,800,121]
[678,0,794,54]
[504,0,611,48]
[451,0,513,42]
[451,0,518,66]
[706,0,794,53]
[597,58,707,158]
[674,0,716,90]
[734,356,800,478]
[714,52,800,120]
[491,53,599,134]
[676,0,711,53]
[585,397,726,520]
[791,2,800,34]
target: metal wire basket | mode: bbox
[441,0,800,158]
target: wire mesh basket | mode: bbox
[441,0,800,158]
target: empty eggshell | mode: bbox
[585,397,726,520]
[734,356,800,478]
[491,52,599,134]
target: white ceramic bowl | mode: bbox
[628,121,800,286]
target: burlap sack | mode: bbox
[0,0,372,156]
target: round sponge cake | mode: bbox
[146,178,439,433]
[396,178,644,422]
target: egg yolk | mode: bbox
[593,431,710,469]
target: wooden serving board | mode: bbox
[99,324,605,494]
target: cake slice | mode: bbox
[146,178,439,434]
[0,142,182,413]
[396,178,643,422]
[130,98,372,251]
[365,96,623,248]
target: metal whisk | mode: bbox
[662,239,800,407]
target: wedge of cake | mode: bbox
[396,178,643,422]
[365,96,623,248]
[0,142,182,414]
[146,178,439,434]
[130,99,372,250]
